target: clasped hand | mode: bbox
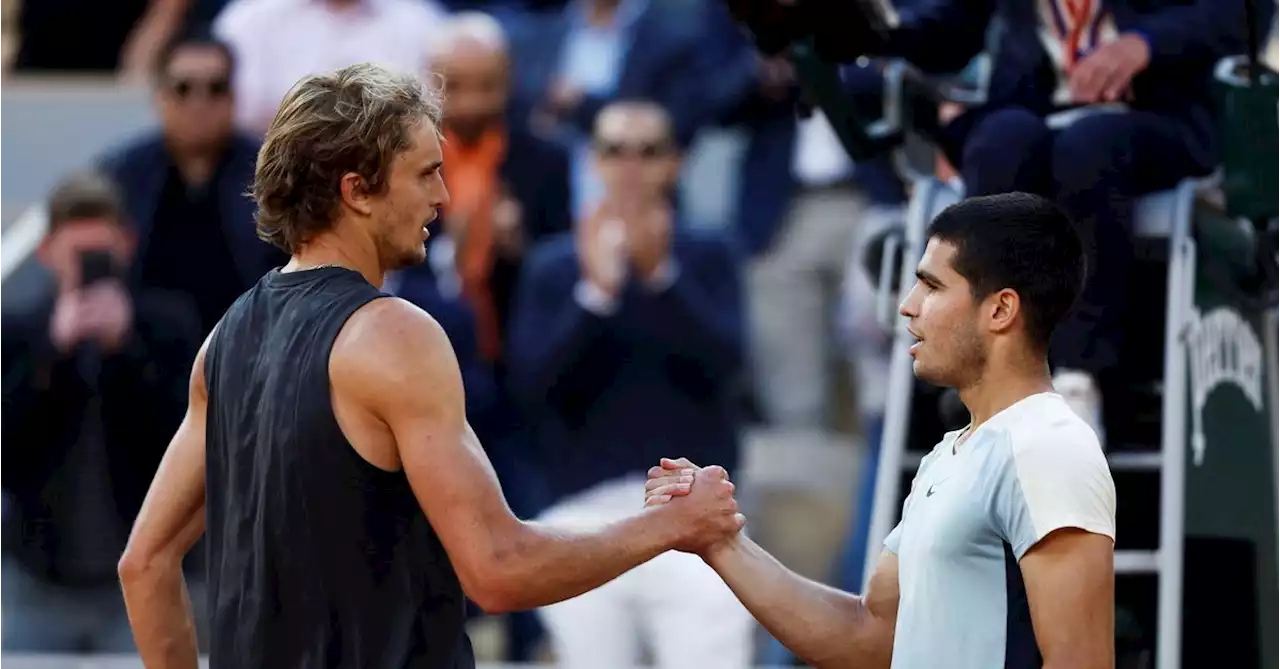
[644,458,745,555]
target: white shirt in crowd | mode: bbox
[791,110,855,187]
[213,0,448,133]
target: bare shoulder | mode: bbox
[328,297,462,409]
[190,324,220,402]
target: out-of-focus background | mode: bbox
[1,0,1278,667]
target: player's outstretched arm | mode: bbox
[647,460,897,669]
[333,299,743,613]
[118,334,212,669]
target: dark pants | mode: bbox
[943,106,1216,374]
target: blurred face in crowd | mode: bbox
[346,118,449,271]
[592,104,680,207]
[434,38,510,144]
[157,44,235,151]
[38,219,135,291]
[899,237,989,389]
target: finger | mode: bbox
[660,457,697,471]
[1101,67,1135,102]
[1078,61,1117,104]
[645,494,672,506]
[646,482,692,498]
[1068,61,1104,103]
[699,465,728,482]
[645,473,692,492]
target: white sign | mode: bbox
[1186,306,1266,466]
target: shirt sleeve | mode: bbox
[884,521,905,555]
[992,427,1117,560]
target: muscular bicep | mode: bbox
[121,337,209,570]
[1020,529,1115,668]
[336,300,519,593]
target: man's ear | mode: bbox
[987,287,1022,335]
[339,172,375,217]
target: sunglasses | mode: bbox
[167,77,231,100]
[594,140,673,160]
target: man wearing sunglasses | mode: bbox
[507,100,752,668]
[100,32,285,341]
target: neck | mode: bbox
[168,139,226,186]
[587,0,620,24]
[446,121,501,149]
[956,352,1054,430]
[286,224,385,289]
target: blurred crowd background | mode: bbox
[1,0,1277,665]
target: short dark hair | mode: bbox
[154,30,236,81]
[926,192,1086,350]
[47,171,126,234]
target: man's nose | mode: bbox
[435,181,451,210]
[899,297,916,319]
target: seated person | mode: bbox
[507,100,751,668]
[875,0,1257,437]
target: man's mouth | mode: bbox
[907,328,923,355]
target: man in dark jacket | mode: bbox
[101,31,284,337]
[508,100,751,668]
[873,0,1258,439]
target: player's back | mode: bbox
[203,266,474,669]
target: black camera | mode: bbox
[79,250,117,288]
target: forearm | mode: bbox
[119,559,199,669]
[480,509,676,612]
[119,0,187,77]
[880,1,993,74]
[706,536,893,668]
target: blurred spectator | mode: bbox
[388,13,571,658]
[696,3,913,436]
[100,33,283,337]
[1,173,201,652]
[405,9,568,493]
[508,100,750,668]
[212,0,448,134]
[881,0,1258,438]
[508,0,722,219]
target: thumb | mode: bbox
[699,465,728,482]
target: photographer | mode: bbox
[1,172,200,651]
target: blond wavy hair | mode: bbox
[252,62,445,253]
